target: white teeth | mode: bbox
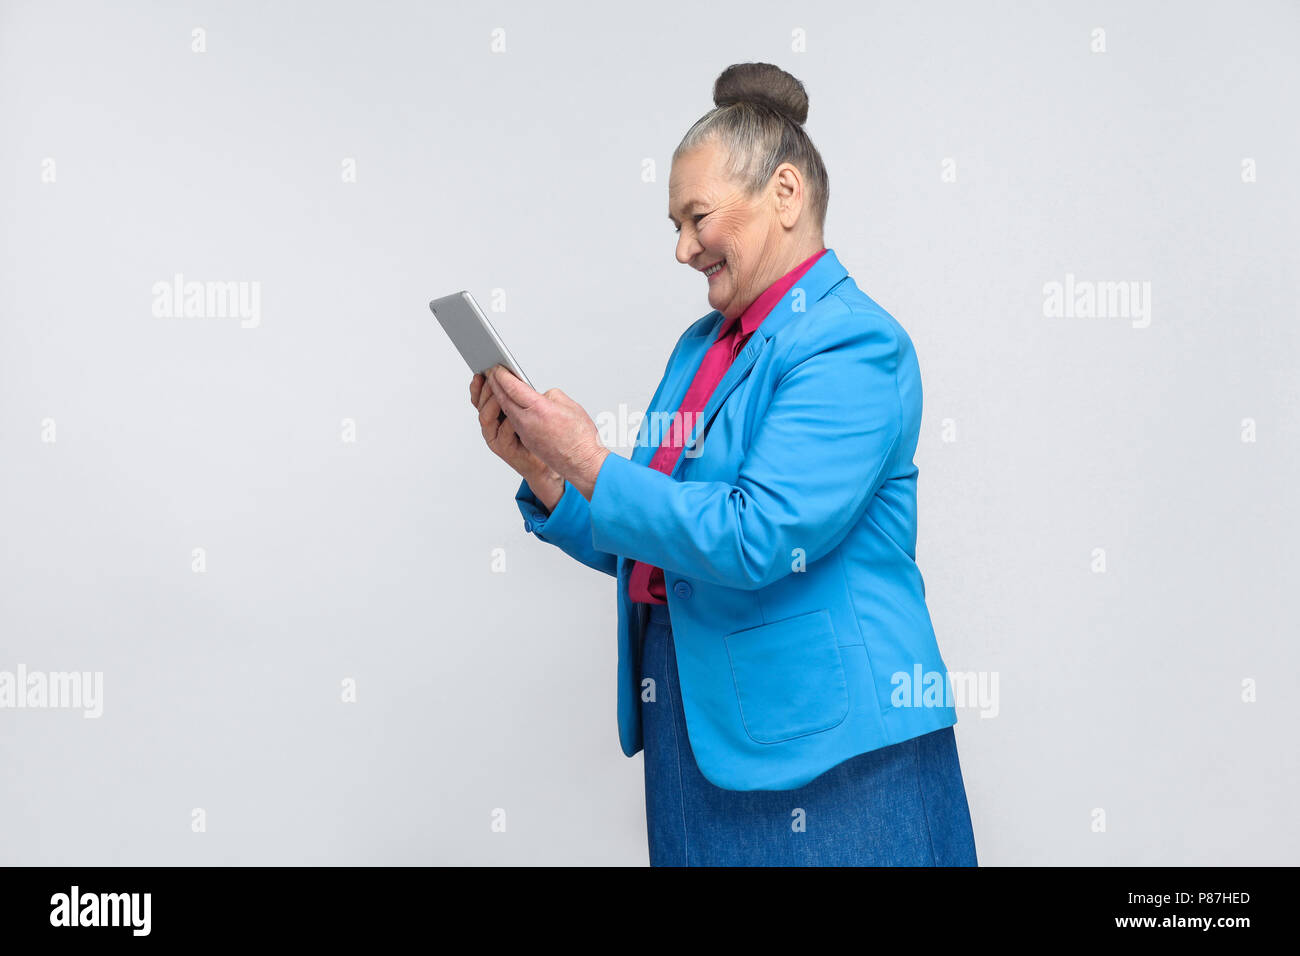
[704,260,724,276]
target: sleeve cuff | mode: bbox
[515,475,583,539]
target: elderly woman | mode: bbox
[470,62,977,867]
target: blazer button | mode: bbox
[523,519,534,533]
[673,580,693,599]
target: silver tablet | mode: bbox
[429,290,534,389]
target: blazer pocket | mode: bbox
[723,609,850,745]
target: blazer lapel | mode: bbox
[669,249,851,477]
[620,323,716,582]
[629,325,716,467]
[616,250,850,582]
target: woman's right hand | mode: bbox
[470,372,565,511]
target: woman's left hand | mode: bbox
[486,366,610,500]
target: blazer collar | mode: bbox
[621,248,852,570]
[654,247,851,475]
[693,247,850,343]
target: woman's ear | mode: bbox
[772,162,805,229]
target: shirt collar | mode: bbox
[716,247,829,340]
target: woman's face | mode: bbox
[668,140,793,320]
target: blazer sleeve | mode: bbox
[587,309,905,591]
[516,476,618,577]
[514,316,705,580]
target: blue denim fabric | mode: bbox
[640,602,978,866]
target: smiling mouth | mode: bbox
[703,259,726,277]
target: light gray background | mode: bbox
[2,0,1297,865]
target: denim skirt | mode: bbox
[639,601,978,866]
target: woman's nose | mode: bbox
[675,229,700,265]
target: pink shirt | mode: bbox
[629,248,828,604]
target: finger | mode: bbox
[489,365,537,409]
[480,379,510,424]
[497,413,522,446]
[478,391,503,432]
[489,366,528,418]
[475,377,495,413]
[494,406,531,455]
[470,373,486,406]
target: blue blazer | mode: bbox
[515,248,957,790]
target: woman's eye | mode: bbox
[672,213,708,234]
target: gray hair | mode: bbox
[672,62,830,232]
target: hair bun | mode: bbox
[712,62,809,125]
